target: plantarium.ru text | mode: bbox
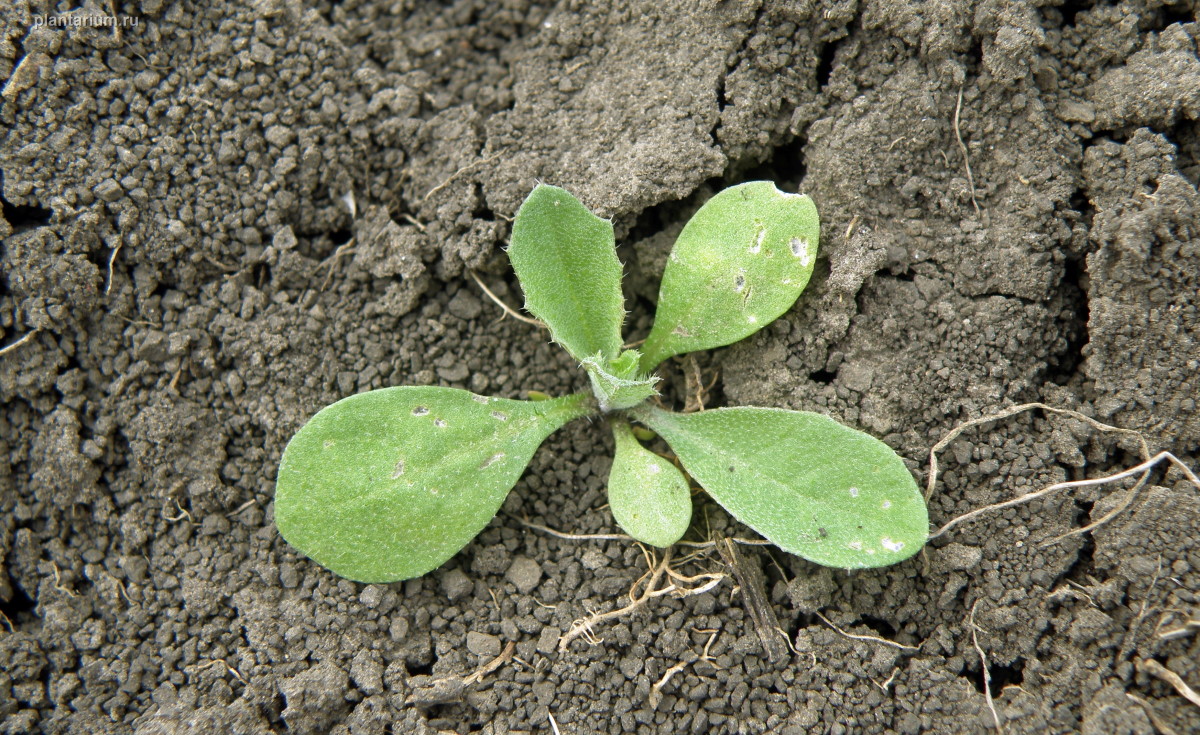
[274,182,929,583]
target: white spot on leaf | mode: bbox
[881,499,892,510]
[472,395,488,404]
[434,418,447,428]
[849,486,859,498]
[734,273,746,292]
[491,411,508,421]
[881,537,905,553]
[412,406,429,416]
[323,439,335,449]
[480,452,505,469]
[392,460,405,478]
[750,226,765,254]
[848,540,863,551]
[747,314,758,324]
[647,463,661,475]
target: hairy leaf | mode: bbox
[276,388,594,582]
[607,419,692,547]
[635,405,927,568]
[583,349,659,411]
[640,181,820,371]
[509,184,625,363]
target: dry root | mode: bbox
[927,403,1199,545]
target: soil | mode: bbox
[2,1,1199,733]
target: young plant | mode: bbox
[275,182,929,583]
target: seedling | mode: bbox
[275,182,929,583]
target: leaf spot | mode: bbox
[791,236,812,266]
[429,487,440,496]
[749,225,765,254]
[412,406,429,416]
[323,439,335,449]
[647,463,661,475]
[747,314,757,324]
[480,452,505,469]
[881,537,905,553]
[881,499,892,509]
[392,460,405,478]
[734,273,746,292]
[672,325,692,337]
[848,486,859,498]
[491,411,508,421]
[848,540,863,551]
[434,418,447,428]
[472,395,488,404]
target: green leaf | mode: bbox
[509,183,625,363]
[276,388,594,582]
[634,405,927,569]
[640,181,820,372]
[583,349,659,411]
[607,418,692,547]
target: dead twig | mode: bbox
[926,402,1150,502]
[198,658,247,685]
[1158,618,1200,642]
[512,515,631,542]
[930,451,1200,542]
[953,87,981,219]
[1126,692,1181,735]
[814,611,921,653]
[469,271,545,327]
[225,499,257,518]
[873,668,900,692]
[105,241,122,296]
[163,499,193,523]
[969,601,1004,733]
[648,660,690,709]
[318,239,356,290]
[682,355,705,413]
[463,640,515,686]
[423,150,505,202]
[0,330,39,358]
[719,538,788,662]
[203,253,239,273]
[1139,658,1200,710]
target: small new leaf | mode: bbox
[582,349,659,412]
[640,181,820,372]
[607,419,692,547]
[635,405,927,569]
[509,183,625,363]
[276,387,594,582]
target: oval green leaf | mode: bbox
[276,388,594,582]
[640,181,820,372]
[509,183,625,363]
[635,405,927,569]
[607,419,692,547]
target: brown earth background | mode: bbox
[2,0,1200,733]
